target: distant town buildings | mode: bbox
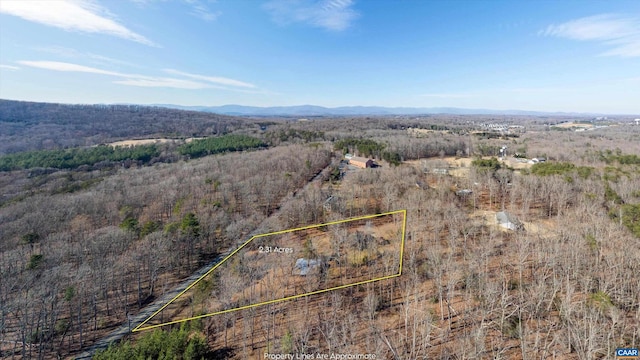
[477,122,525,134]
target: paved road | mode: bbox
[75,163,332,359]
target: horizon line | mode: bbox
[1,98,638,116]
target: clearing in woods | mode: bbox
[133,209,407,332]
[106,137,204,147]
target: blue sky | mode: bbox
[0,0,639,113]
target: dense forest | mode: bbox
[1,101,639,359]
[0,134,268,172]
[0,145,161,171]
[177,135,266,158]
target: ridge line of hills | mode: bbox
[0,98,629,155]
[1,98,619,117]
[152,103,607,117]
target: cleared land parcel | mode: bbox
[135,210,407,331]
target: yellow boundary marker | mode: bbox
[132,209,407,332]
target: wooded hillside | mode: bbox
[1,102,639,359]
[0,100,248,154]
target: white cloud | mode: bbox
[0,0,157,46]
[16,60,262,90]
[113,78,209,89]
[164,69,256,88]
[0,64,20,70]
[18,60,124,76]
[185,0,221,21]
[264,0,359,31]
[131,0,221,21]
[87,53,138,67]
[34,45,138,67]
[541,14,640,58]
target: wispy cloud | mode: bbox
[264,0,359,31]
[17,60,266,91]
[185,0,221,21]
[0,0,157,46]
[34,45,90,58]
[131,0,221,22]
[540,14,640,57]
[0,64,20,71]
[164,69,256,88]
[112,78,210,89]
[18,60,123,76]
[34,45,138,67]
[18,60,210,89]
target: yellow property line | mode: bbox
[134,273,402,332]
[398,208,407,275]
[133,209,407,332]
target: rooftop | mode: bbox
[350,156,372,163]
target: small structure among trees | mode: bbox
[293,258,323,276]
[323,195,339,212]
[349,156,373,169]
[496,211,524,231]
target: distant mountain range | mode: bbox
[153,104,600,117]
